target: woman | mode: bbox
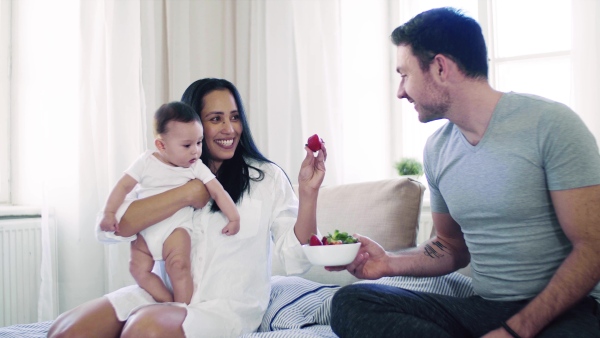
[48,78,327,337]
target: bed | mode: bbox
[0,178,474,337]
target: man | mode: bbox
[329,7,600,338]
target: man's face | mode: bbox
[396,45,450,123]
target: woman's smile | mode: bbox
[200,89,243,171]
[215,138,234,148]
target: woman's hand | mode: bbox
[118,179,209,236]
[325,234,391,280]
[298,142,327,191]
[293,142,327,243]
[181,179,210,209]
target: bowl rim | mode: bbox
[301,242,361,248]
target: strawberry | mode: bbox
[309,234,323,246]
[306,134,323,152]
[322,236,329,245]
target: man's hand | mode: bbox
[326,234,391,280]
[481,327,516,338]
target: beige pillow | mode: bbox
[272,177,426,286]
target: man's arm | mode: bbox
[387,212,471,277]
[488,184,600,338]
[330,212,470,279]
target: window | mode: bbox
[396,0,572,163]
[489,0,571,105]
[0,0,10,204]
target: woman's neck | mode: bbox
[209,160,222,174]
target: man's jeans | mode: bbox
[331,283,600,338]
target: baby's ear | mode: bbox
[155,138,165,150]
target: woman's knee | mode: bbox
[122,306,186,338]
[48,297,123,338]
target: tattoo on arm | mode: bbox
[424,240,450,259]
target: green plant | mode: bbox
[395,158,423,176]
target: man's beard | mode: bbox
[418,85,451,123]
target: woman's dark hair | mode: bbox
[154,101,200,136]
[181,78,273,212]
[391,7,488,79]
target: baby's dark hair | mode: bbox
[154,101,201,136]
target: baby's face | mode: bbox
[158,120,203,168]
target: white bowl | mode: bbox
[302,242,361,266]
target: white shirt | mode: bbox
[126,149,216,199]
[103,160,311,337]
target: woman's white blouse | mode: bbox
[104,161,312,337]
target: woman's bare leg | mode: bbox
[121,304,186,338]
[130,234,173,302]
[163,228,193,304]
[47,296,124,338]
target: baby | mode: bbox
[98,101,240,304]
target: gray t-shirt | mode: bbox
[424,92,600,301]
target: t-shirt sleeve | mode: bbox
[193,162,216,184]
[124,151,150,182]
[540,105,600,190]
[424,140,450,214]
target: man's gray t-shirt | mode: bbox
[424,92,600,301]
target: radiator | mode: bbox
[0,217,42,327]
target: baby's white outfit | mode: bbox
[98,150,215,260]
[101,161,312,337]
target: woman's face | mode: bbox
[199,89,243,172]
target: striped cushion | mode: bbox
[258,276,340,332]
[355,272,474,297]
[238,272,473,337]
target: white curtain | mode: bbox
[79,0,148,296]
[572,0,600,147]
[28,0,345,315]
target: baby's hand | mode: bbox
[222,220,240,236]
[99,212,119,232]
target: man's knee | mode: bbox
[331,284,382,334]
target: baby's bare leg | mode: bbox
[130,234,174,302]
[163,228,193,304]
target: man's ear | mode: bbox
[155,138,165,150]
[433,54,461,83]
[432,54,448,80]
